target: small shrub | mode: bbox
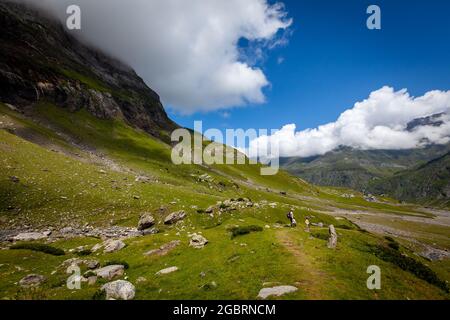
[311,232,328,241]
[10,243,65,256]
[367,244,448,293]
[336,224,352,230]
[84,271,96,278]
[219,204,228,209]
[229,225,263,238]
[92,289,106,300]
[103,260,129,269]
[76,249,92,256]
[388,241,400,251]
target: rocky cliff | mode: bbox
[0,1,177,139]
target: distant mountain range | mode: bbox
[281,113,450,206]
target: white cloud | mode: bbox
[15,0,291,113]
[248,87,450,158]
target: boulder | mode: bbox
[257,285,297,299]
[13,232,47,241]
[101,280,135,300]
[137,213,155,231]
[189,234,208,249]
[103,239,126,253]
[94,265,125,280]
[164,210,186,225]
[19,274,46,288]
[156,266,178,275]
[327,225,338,249]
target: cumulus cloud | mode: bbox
[248,87,450,158]
[15,0,291,113]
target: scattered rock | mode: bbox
[87,276,97,285]
[257,285,297,299]
[137,213,155,231]
[101,280,135,300]
[189,234,208,249]
[94,265,125,280]
[141,227,159,235]
[19,274,46,288]
[156,266,178,275]
[164,210,186,225]
[13,232,47,241]
[205,206,214,214]
[145,240,180,256]
[136,276,147,283]
[103,239,126,253]
[327,225,338,249]
[60,258,99,270]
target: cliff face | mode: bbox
[0,1,177,138]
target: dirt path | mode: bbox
[276,230,327,299]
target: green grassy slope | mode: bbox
[1,104,449,300]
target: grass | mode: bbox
[0,103,449,300]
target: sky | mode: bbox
[15,0,450,157]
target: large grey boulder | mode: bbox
[137,213,155,231]
[327,225,338,249]
[19,274,46,288]
[257,285,297,299]
[94,265,125,280]
[103,239,126,253]
[189,234,208,249]
[13,232,47,241]
[101,280,135,300]
[164,210,186,225]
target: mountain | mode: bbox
[281,144,450,191]
[0,1,177,140]
[369,151,450,206]
[0,1,448,300]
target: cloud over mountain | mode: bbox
[15,0,291,114]
[248,87,450,158]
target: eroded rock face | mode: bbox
[137,213,155,231]
[189,234,208,249]
[327,225,338,249]
[94,265,125,280]
[101,280,135,300]
[257,285,298,299]
[19,274,46,288]
[164,211,186,225]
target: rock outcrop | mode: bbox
[327,225,338,249]
[164,211,186,225]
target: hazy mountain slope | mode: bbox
[369,152,450,206]
[281,144,450,191]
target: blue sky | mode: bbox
[169,0,450,136]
